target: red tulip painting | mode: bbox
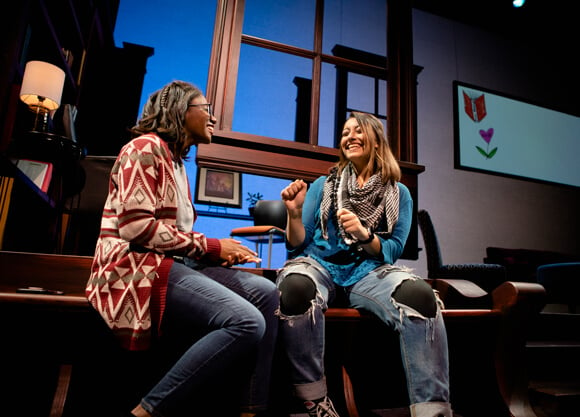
[463,89,497,160]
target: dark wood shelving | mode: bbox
[0,0,153,254]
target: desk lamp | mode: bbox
[19,60,65,133]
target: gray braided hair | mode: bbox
[159,85,171,108]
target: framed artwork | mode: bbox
[453,80,580,188]
[13,159,53,192]
[195,167,242,208]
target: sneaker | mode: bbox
[304,396,340,417]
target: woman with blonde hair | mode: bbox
[276,112,452,417]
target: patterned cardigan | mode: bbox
[86,134,221,351]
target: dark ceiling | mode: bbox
[412,0,575,46]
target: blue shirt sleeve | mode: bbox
[286,176,326,257]
[380,182,413,264]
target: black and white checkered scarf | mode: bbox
[320,163,399,245]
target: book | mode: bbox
[463,90,487,122]
[13,159,53,193]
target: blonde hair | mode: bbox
[336,112,401,183]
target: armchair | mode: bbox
[536,262,580,313]
[417,209,507,294]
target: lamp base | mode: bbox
[30,105,50,133]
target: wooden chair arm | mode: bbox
[428,278,487,297]
[428,278,490,308]
[491,280,547,313]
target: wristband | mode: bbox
[358,229,374,245]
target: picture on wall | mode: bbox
[195,167,242,208]
[453,81,580,188]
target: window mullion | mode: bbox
[241,35,315,59]
[207,0,245,131]
[309,0,324,146]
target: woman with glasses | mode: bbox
[275,112,452,417]
[86,80,278,417]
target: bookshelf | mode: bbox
[0,1,151,254]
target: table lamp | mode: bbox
[19,60,66,133]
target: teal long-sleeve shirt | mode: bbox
[287,176,413,287]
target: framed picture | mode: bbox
[195,167,242,208]
[13,159,53,193]
[453,80,580,188]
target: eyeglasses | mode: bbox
[188,103,213,117]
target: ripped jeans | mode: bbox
[276,257,451,416]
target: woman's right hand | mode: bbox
[281,179,307,213]
[281,179,307,247]
[218,238,261,267]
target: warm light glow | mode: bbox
[20,61,65,111]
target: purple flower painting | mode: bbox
[476,127,497,159]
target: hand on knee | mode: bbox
[278,273,316,315]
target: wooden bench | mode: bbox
[0,250,546,417]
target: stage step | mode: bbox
[529,380,580,417]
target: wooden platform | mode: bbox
[0,250,547,417]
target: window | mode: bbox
[198,0,421,183]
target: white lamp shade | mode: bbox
[20,60,66,111]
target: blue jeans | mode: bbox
[276,257,452,417]
[141,260,279,416]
